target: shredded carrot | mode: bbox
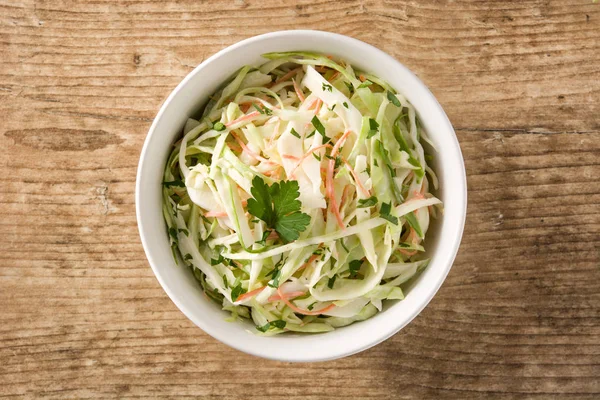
[225,111,260,127]
[297,253,320,272]
[340,184,353,209]
[227,142,243,153]
[205,210,228,218]
[331,130,351,157]
[268,291,306,303]
[288,144,333,179]
[282,154,301,161]
[277,287,335,316]
[307,97,319,110]
[313,98,322,114]
[399,248,418,257]
[292,78,305,102]
[236,286,265,302]
[271,67,302,86]
[342,159,370,197]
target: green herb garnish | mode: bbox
[247,176,311,242]
[357,196,378,208]
[380,202,398,225]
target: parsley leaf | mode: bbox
[168,227,178,242]
[329,104,336,111]
[407,156,425,179]
[380,202,398,225]
[327,275,337,289]
[252,103,264,114]
[349,259,363,278]
[231,283,246,302]
[210,254,224,266]
[290,127,301,139]
[387,91,402,107]
[357,196,378,208]
[275,212,311,242]
[213,122,226,131]
[322,83,333,92]
[247,176,311,242]
[256,323,271,332]
[367,118,379,139]
[256,230,271,246]
[271,320,286,329]
[256,320,286,332]
[343,101,349,108]
[247,176,276,226]
[311,116,327,141]
[344,82,354,94]
[267,268,281,288]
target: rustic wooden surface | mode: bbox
[1,0,599,398]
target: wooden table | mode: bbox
[2,1,599,398]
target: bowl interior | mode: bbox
[136,30,466,362]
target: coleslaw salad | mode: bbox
[162,51,443,334]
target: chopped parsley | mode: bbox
[349,259,363,278]
[358,80,373,89]
[327,275,337,289]
[357,196,378,208]
[253,104,273,115]
[380,202,398,225]
[257,320,286,332]
[387,91,401,107]
[405,212,424,238]
[231,283,246,302]
[177,229,188,237]
[290,127,301,139]
[367,118,379,139]
[322,83,333,92]
[344,81,354,93]
[343,101,349,109]
[311,116,326,137]
[256,230,271,246]
[168,227,178,242]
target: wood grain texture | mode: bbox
[1,0,599,398]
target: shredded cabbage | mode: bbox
[162,52,443,334]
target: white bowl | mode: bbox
[136,30,467,362]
